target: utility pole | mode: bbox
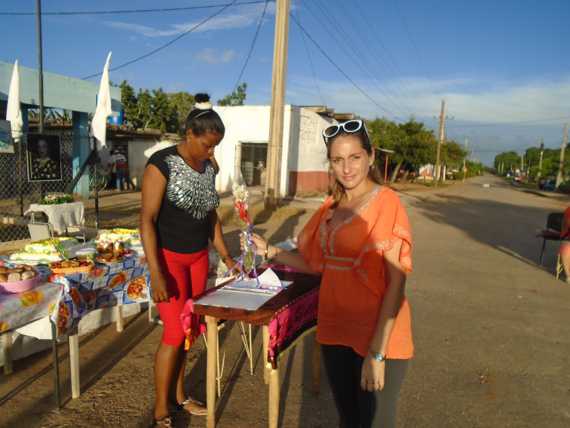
[36,0,45,133]
[555,123,568,189]
[520,153,524,172]
[462,137,469,182]
[434,99,446,186]
[264,0,291,209]
[537,139,544,183]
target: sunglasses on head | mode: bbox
[322,119,369,144]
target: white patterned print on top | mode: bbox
[165,155,220,220]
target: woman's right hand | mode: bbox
[150,271,169,303]
[251,233,269,256]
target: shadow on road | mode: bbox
[410,191,564,272]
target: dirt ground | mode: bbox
[1,176,570,427]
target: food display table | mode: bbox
[0,252,150,405]
[0,274,62,375]
[25,202,85,234]
[192,270,321,428]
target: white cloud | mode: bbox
[287,74,570,164]
[104,3,275,37]
[288,75,570,124]
[195,48,237,64]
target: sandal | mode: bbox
[154,415,173,427]
[178,397,208,416]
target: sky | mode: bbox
[1,0,570,165]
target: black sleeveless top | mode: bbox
[147,146,220,253]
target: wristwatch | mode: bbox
[369,350,386,362]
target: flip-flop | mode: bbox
[154,415,173,427]
[178,397,208,416]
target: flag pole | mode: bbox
[92,138,100,230]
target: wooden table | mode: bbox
[193,271,321,428]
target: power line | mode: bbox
[0,1,267,16]
[82,0,239,80]
[301,2,403,119]
[233,0,269,91]
[296,7,325,106]
[290,13,401,121]
[310,0,409,118]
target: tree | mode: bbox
[442,140,467,168]
[494,151,520,174]
[120,80,139,128]
[366,118,437,182]
[218,83,247,106]
[149,88,178,132]
[136,90,153,129]
[168,92,195,133]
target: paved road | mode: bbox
[400,174,569,427]
[2,175,569,428]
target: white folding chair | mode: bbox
[27,222,53,241]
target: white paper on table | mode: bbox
[194,289,274,311]
[223,268,292,294]
[199,268,292,311]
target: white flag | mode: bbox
[6,60,23,141]
[91,52,113,148]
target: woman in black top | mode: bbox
[141,94,235,426]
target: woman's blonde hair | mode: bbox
[326,130,382,205]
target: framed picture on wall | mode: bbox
[27,134,62,182]
[0,120,14,154]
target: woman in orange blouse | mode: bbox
[252,119,413,428]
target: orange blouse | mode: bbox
[297,186,414,359]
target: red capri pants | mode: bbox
[156,248,208,347]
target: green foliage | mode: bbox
[367,118,437,173]
[149,88,178,133]
[442,140,467,168]
[218,83,247,106]
[168,92,195,133]
[494,151,520,173]
[120,80,197,133]
[119,80,138,127]
[495,146,568,180]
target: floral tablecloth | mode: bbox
[0,255,150,337]
[0,277,62,334]
[49,254,150,336]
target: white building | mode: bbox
[130,105,354,196]
[214,105,349,196]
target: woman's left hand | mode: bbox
[360,355,385,392]
[222,255,239,272]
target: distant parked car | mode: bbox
[539,178,556,191]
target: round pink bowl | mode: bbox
[0,276,41,294]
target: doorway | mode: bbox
[240,142,267,186]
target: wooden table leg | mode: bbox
[1,332,13,375]
[262,325,269,385]
[147,299,154,323]
[115,304,124,333]
[268,366,280,428]
[312,338,321,395]
[69,333,80,399]
[206,316,218,428]
[50,319,61,408]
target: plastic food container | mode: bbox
[0,275,41,294]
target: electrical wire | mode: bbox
[290,13,401,121]
[0,1,267,16]
[296,7,325,106]
[81,0,239,80]
[233,0,269,91]
[302,2,405,118]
